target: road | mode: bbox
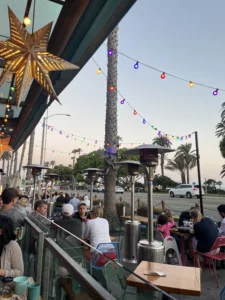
[73,190,225,222]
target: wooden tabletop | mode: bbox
[127,261,201,296]
[170,228,193,237]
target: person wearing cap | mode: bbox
[0,188,25,228]
[55,204,82,244]
[217,205,225,236]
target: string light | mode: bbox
[134,61,139,69]
[6,104,10,108]
[109,86,115,91]
[9,96,12,100]
[108,49,113,56]
[189,81,194,88]
[95,140,98,144]
[213,89,218,96]
[96,68,101,74]
[4,119,7,123]
[10,86,15,92]
[160,72,166,79]
[92,57,195,142]
[120,99,125,104]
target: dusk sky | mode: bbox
[1,0,225,184]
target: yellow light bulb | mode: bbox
[5,115,8,118]
[189,81,194,88]
[96,68,101,74]
[4,119,7,123]
[23,17,31,26]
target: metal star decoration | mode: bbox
[0,137,12,158]
[0,7,79,106]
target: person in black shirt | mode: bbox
[179,207,195,227]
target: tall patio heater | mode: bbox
[23,164,49,209]
[125,145,175,263]
[47,173,59,217]
[83,168,102,209]
[117,160,141,263]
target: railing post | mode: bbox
[161,200,165,210]
[41,246,53,299]
[36,230,44,283]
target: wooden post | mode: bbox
[119,197,123,203]
[137,198,140,209]
[161,200,165,210]
[195,203,200,210]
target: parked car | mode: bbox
[115,186,124,194]
[96,185,105,192]
[169,184,205,199]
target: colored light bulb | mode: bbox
[95,140,97,144]
[134,61,139,69]
[108,49,113,56]
[189,81,194,88]
[213,89,218,96]
[120,99,125,104]
[10,86,15,92]
[133,110,137,115]
[152,126,157,130]
[142,119,146,124]
[109,86,115,91]
[6,104,10,108]
[158,131,161,137]
[9,96,12,100]
[161,72,166,79]
[96,68,101,74]
[188,134,191,138]
[4,119,7,122]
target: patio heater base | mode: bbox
[122,220,141,264]
[137,239,164,264]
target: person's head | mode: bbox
[65,193,70,199]
[0,216,16,255]
[1,188,19,207]
[217,205,225,218]
[84,195,89,201]
[190,208,203,223]
[61,204,74,217]
[0,196,3,208]
[18,197,28,207]
[34,200,48,216]
[157,213,168,225]
[54,192,58,196]
[89,206,103,219]
[166,212,173,223]
[78,202,87,217]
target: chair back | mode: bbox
[211,237,225,252]
[154,230,164,243]
[164,236,182,265]
[96,241,120,261]
[221,286,225,300]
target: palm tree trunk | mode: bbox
[26,130,35,180]
[9,152,14,176]
[181,171,186,183]
[6,159,10,182]
[104,26,119,222]
[2,158,5,172]
[18,141,26,173]
[161,154,164,176]
[186,166,190,184]
[13,151,18,175]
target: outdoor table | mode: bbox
[170,228,193,266]
[127,261,201,296]
[120,215,155,224]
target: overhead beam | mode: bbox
[24,0,33,18]
[0,97,24,107]
[49,0,65,4]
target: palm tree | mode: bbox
[18,141,27,173]
[50,160,55,169]
[26,131,35,180]
[104,26,119,221]
[9,152,14,177]
[153,136,172,176]
[1,152,12,186]
[165,156,186,183]
[68,164,72,168]
[175,143,197,184]
[215,121,225,138]
[71,148,82,168]
[44,161,50,168]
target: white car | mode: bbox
[169,184,205,199]
[116,186,124,194]
[96,185,105,192]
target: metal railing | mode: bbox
[22,216,116,300]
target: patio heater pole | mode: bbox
[131,176,135,222]
[90,179,93,210]
[146,166,154,243]
[32,174,37,209]
[195,131,204,216]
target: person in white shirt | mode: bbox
[83,206,116,265]
[83,195,90,209]
[217,205,225,236]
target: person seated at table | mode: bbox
[157,213,175,238]
[55,204,82,245]
[0,188,25,228]
[69,194,80,212]
[34,200,48,216]
[179,207,196,227]
[83,206,116,265]
[0,215,24,278]
[217,205,225,236]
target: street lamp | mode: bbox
[23,164,49,209]
[126,144,175,263]
[116,160,141,263]
[40,113,71,165]
[83,168,103,209]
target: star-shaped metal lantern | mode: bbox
[0,7,79,106]
[0,137,12,158]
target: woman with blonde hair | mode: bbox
[190,208,203,224]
